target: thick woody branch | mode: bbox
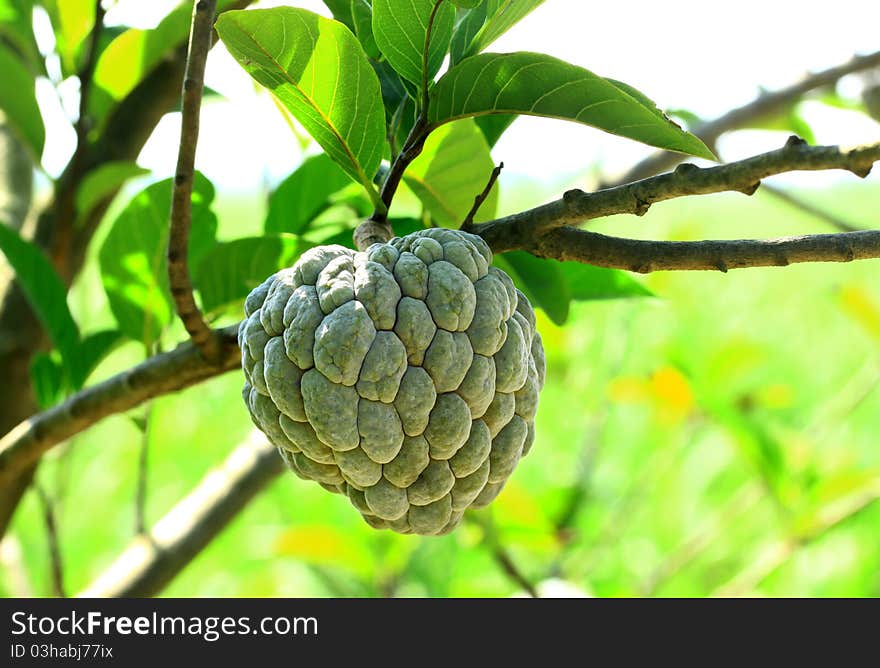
[168,0,220,362]
[618,49,880,183]
[528,227,880,274]
[78,432,283,598]
[0,326,240,488]
[473,139,880,252]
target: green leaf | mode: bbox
[373,60,418,148]
[265,153,353,235]
[75,161,150,226]
[72,329,125,388]
[450,0,544,65]
[350,0,380,60]
[0,0,43,72]
[475,113,515,147]
[494,251,570,325]
[194,235,309,314]
[320,0,356,29]
[449,0,483,7]
[0,224,81,378]
[217,7,386,195]
[99,173,217,346]
[403,118,498,227]
[430,52,715,159]
[30,352,64,410]
[89,0,240,123]
[560,262,653,302]
[372,0,456,87]
[43,0,94,75]
[29,329,123,408]
[0,44,44,160]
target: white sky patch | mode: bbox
[39,1,880,201]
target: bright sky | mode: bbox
[38,0,880,200]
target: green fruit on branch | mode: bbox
[239,228,545,535]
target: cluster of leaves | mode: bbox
[209,0,712,323]
[0,0,872,412]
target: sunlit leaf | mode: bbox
[430,52,715,159]
[264,154,353,235]
[89,0,241,123]
[217,7,386,194]
[350,0,380,60]
[0,0,42,72]
[75,161,150,226]
[0,224,80,379]
[475,113,516,147]
[0,44,44,160]
[450,0,544,65]
[372,0,455,86]
[403,118,498,227]
[30,352,64,409]
[43,0,94,75]
[320,0,355,29]
[99,173,217,346]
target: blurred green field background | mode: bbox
[3,177,879,598]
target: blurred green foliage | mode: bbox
[4,180,879,598]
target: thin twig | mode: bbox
[471,513,539,597]
[616,49,880,184]
[760,183,861,232]
[462,162,504,230]
[491,543,540,598]
[134,403,153,535]
[35,483,65,597]
[0,325,240,488]
[167,0,220,362]
[77,432,283,597]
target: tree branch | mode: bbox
[35,483,65,597]
[618,49,880,183]
[462,162,504,230]
[529,227,880,274]
[0,326,240,488]
[0,0,256,538]
[473,138,879,253]
[77,432,283,597]
[168,0,220,362]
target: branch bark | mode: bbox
[617,49,880,184]
[473,139,879,253]
[0,0,254,537]
[529,227,880,274]
[168,0,221,361]
[0,326,240,489]
[77,432,283,598]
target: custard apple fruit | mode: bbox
[239,228,545,535]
